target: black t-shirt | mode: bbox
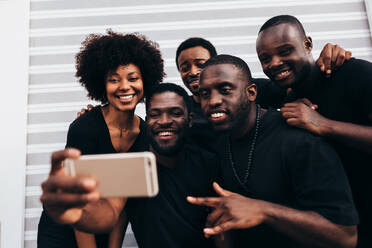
[125,145,219,248]
[38,107,148,248]
[285,58,372,247]
[253,77,287,109]
[217,108,359,247]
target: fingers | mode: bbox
[42,175,97,194]
[213,182,234,197]
[50,149,81,175]
[206,208,225,227]
[187,196,221,207]
[40,191,100,208]
[345,50,352,60]
[87,104,94,111]
[204,221,236,236]
[317,43,332,74]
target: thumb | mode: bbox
[213,182,234,197]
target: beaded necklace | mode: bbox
[227,104,261,193]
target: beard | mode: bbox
[147,121,188,156]
[226,96,251,133]
[149,135,184,156]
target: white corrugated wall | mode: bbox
[25,0,372,247]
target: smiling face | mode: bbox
[177,46,211,95]
[199,64,256,133]
[105,64,144,112]
[256,23,313,89]
[146,91,189,156]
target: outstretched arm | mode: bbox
[40,148,127,233]
[281,101,372,154]
[188,183,357,248]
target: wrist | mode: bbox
[318,117,334,136]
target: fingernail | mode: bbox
[86,192,99,201]
[82,179,96,188]
[187,196,195,201]
[326,69,331,74]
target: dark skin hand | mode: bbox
[187,182,357,248]
[281,99,372,154]
[316,43,352,77]
[40,148,125,232]
[40,149,100,225]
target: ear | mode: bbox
[188,112,194,128]
[246,83,257,102]
[304,36,313,53]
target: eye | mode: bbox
[180,64,190,73]
[148,111,160,118]
[199,89,210,99]
[128,77,139,82]
[220,86,232,95]
[259,56,271,64]
[278,47,293,56]
[171,110,183,117]
[107,78,120,83]
[196,61,206,69]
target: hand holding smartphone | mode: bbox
[64,152,158,198]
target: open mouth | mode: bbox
[209,111,228,123]
[274,70,291,81]
[156,130,177,140]
[188,81,199,91]
[116,94,135,102]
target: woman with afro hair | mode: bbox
[37,30,165,248]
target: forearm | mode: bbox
[320,118,372,154]
[73,198,126,234]
[262,201,357,248]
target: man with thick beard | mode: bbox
[39,83,221,248]
[188,54,359,248]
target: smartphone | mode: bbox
[63,152,158,198]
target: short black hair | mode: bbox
[175,37,217,69]
[75,30,165,103]
[259,15,306,39]
[146,83,192,113]
[200,54,252,84]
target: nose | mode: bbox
[269,55,283,69]
[118,79,131,91]
[208,91,223,108]
[158,113,172,126]
[190,64,200,76]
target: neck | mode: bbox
[150,146,185,169]
[102,104,136,129]
[230,102,257,140]
[291,60,320,98]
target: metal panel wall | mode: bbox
[26,0,372,247]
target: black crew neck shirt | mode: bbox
[218,108,358,247]
[125,145,219,248]
[286,58,372,247]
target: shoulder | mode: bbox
[67,107,103,139]
[253,78,287,108]
[263,109,340,163]
[337,58,372,82]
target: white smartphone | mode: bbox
[63,152,158,198]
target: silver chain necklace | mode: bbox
[227,104,261,193]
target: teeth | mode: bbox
[158,131,173,136]
[276,70,289,78]
[119,95,133,100]
[211,112,225,118]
